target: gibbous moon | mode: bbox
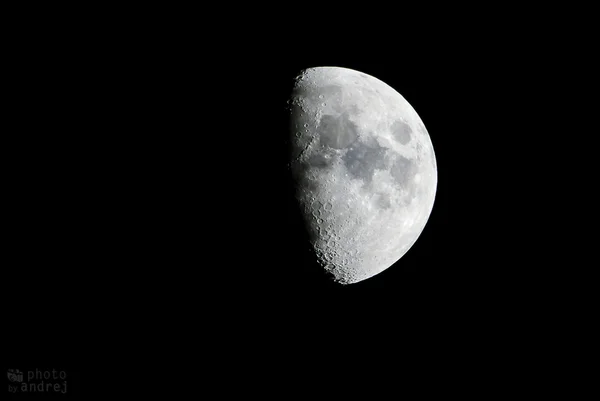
[288,66,437,284]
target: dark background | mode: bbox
[6,7,593,396]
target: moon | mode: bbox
[287,66,437,284]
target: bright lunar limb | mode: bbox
[288,66,437,284]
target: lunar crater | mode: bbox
[391,119,413,144]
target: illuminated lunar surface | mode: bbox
[288,66,437,284]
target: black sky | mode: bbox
[7,14,591,394]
